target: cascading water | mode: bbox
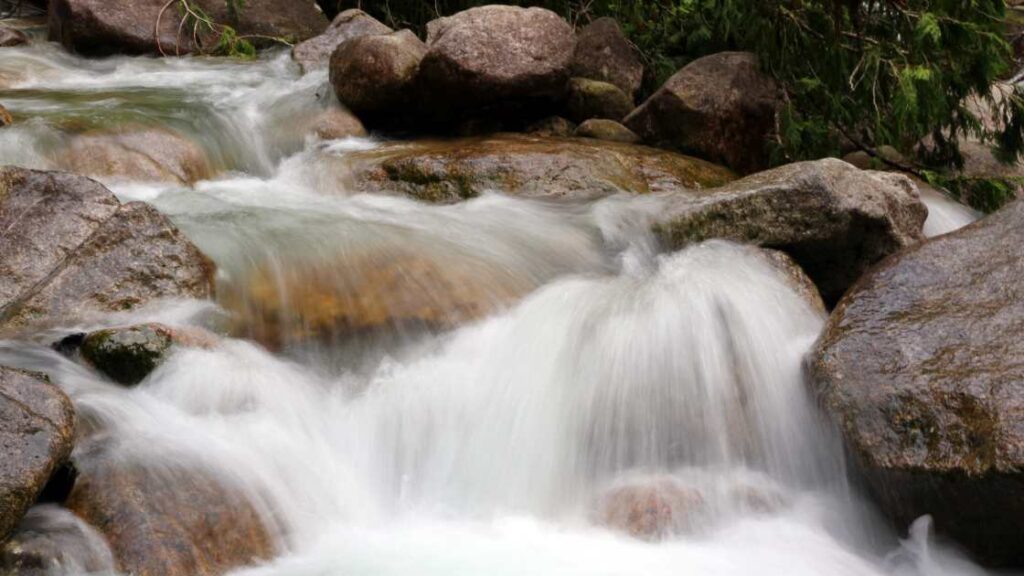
[0,26,990,576]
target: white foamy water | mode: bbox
[0,30,995,576]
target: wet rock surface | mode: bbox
[80,324,175,386]
[653,158,927,305]
[0,104,12,127]
[0,368,76,543]
[810,200,1024,567]
[61,125,213,185]
[67,446,276,576]
[0,26,29,47]
[566,77,634,123]
[0,505,115,576]
[340,134,735,203]
[625,52,780,175]
[293,8,392,73]
[0,167,215,333]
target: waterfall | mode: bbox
[0,41,989,576]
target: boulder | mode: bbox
[292,8,392,73]
[810,200,1024,567]
[0,167,215,333]
[329,29,427,118]
[653,158,927,305]
[0,505,116,575]
[67,446,276,576]
[339,134,736,203]
[79,324,210,386]
[0,368,76,542]
[525,116,576,138]
[0,104,11,127]
[625,52,780,174]
[61,125,213,185]
[293,106,367,141]
[419,5,575,118]
[566,77,634,123]
[571,17,643,99]
[574,119,640,144]
[0,26,29,47]
[48,0,328,56]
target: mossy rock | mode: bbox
[80,325,174,386]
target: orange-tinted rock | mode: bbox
[596,477,706,540]
[62,125,212,185]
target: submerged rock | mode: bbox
[292,8,392,73]
[329,29,427,119]
[291,107,367,142]
[49,0,327,56]
[653,158,926,305]
[67,447,276,576]
[810,200,1024,567]
[625,52,780,174]
[571,17,643,99]
[0,368,76,543]
[566,77,634,123]
[61,125,213,185]
[0,167,215,333]
[574,119,640,144]
[0,26,29,47]
[225,251,529,349]
[340,134,735,203]
[596,477,706,540]
[0,505,115,576]
[419,6,575,119]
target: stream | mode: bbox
[0,25,991,576]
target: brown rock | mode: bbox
[225,250,529,349]
[0,368,76,542]
[0,167,215,333]
[48,0,327,56]
[571,17,643,99]
[625,52,780,174]
[566,77,634,123]
[62,125,213,185]
[67,446,276,576]
[419,6,575,116]
[653,158,927,305]
[0,104,11,127]
[574,119,640,144]
[329,29,427,117]
[810,200,1024,567]
[525,116,576,138]
[762,249,825,315]
[0,26,29,47]
[292,8,392,73]
[341,134,736,203]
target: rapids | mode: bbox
[0,26,991,576]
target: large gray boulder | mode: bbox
[653,158,927,305]
[0,368,75,543]
[292,8,392,73]
[419,5,575,117]
[48,0,328,56]
[810,200,1024,567]
[625,52,780,175]
[0,167,215,333]
[329,29,427,119]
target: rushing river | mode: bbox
[0,23,991,576]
